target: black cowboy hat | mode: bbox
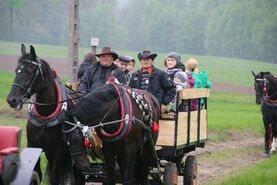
[138,50,157,61]
[96,47,118,61]
[118,56,132,63]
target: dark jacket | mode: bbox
[129,66,176,105]
[77,59,93,81]
[78,62,126,96]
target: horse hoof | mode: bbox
[263,152,270,158]
[269,150,276,155]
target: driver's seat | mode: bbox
[0,126,21,185]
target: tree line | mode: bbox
[0,0,276,63]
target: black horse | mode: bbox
[63,81,160,185]
[252,71,277,154]
[6,44,73,185]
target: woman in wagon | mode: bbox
[164,52,195,112]
[129,50,176,113]
[77,47,126,96]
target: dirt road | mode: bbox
[196,132,266,184]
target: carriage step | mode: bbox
[82,163,121,183]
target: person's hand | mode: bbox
[160,104,167,114]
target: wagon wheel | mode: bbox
[29,171,40,185]
[183,155,197,185]
[163,162,178,185]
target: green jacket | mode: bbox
[191,71,212,88]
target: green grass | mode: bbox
[208,92,263,137]
[0,41,276,86]
[0,71,15,104]
[211,156,277,185]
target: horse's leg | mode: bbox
[26,130,42,181]
[139,141,154,185]
[121,142,137,185]
[50,147,70,185]
[263,114,272,154]
[270,123,277,154]
[103,142,117,185]
[34,156,42,181]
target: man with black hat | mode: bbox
[129,50,176,113]
[78,47,126,96]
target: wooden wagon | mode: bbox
[79,88,210,185]
[152,88,210,184]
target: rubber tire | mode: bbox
[29,171,40,185]
[183,155,197,185]
[163,162,178,185]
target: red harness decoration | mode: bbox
[32,79,62,121]
[28,74,68,127]
[99,79,133,140]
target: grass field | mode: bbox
[0,41,276,87]
[212,156,277,185]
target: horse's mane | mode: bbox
[73,84,118,122]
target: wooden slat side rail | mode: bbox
[156,120,175,146]
[177,110,207,146]
[178,88,210,100]
[156,110,207,147]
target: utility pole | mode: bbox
[68,0,79,86]
[10,6,13,41]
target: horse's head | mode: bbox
[264,74,277,99]
[6,44,46,111]
[252,71,272,104]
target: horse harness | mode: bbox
[97,78,156,142]
[64,78,157,144]
[28,75,68,127]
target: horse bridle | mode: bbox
[12,59,45,100]
[255,76,277,102]
[254,77,267,96]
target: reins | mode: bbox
[23,95,82,106]
[63,116,129,134]
[63,116,148,134]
